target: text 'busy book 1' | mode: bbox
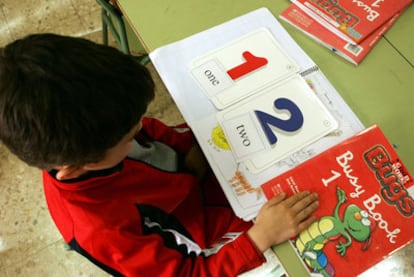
[290,0,412,44]
[262,125,414,277]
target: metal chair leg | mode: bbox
[96,0,130,55]
[96,0,149,65]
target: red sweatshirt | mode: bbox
[43,118,265,276]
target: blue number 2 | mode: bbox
[254,98,304,145]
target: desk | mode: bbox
[118,1,414,276]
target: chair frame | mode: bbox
[96,0,131,55]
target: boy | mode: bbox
[0,34,319,276]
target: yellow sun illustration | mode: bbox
[211,125,231,150]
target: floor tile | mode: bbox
[69,0,102,36]
[82,29,119,47]
[0,0,99,40]
[0,4,14,46]
[0,255,5,276]
[0,144,62,268]
[3,240,110,277]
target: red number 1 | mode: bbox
[227,51,268,80]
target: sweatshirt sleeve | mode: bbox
[140,117,195,154]
[81,226,265,277]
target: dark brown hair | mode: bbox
[0,33,155,169]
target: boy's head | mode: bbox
[0,33,155,170]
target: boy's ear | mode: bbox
[55,165,88,181]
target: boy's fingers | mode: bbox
[283,191,312,207]
[290,192,318,212]
[267,192,287,206]
[297,215,317,233]
[266,191,319,222]
[295,199,319,223]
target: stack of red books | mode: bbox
[280,0,412,65]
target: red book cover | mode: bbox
[280,3,405,65]
[261,125,414,277]
[291,0,412,43]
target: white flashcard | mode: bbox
[217,75,339,171]
[219,112,268,160]
[189,28,299,110]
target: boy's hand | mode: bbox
[247,191,319,252]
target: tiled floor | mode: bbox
[1,1,414,277]
[0,0,182,276]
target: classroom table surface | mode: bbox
[117,0,414,276]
